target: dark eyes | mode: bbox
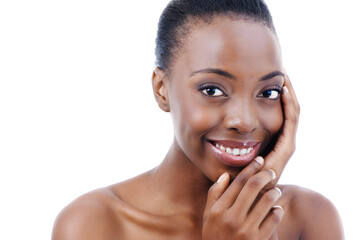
[199,83,226,97]
[201,87,225,97]
[257,88,282,100]
[199,83,282,100]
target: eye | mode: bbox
[258,89,281,100]
[199,83,226,97]
[201,87,224,96]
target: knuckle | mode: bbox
[236,228,249,238]
[247,176,262,191]
[289,114,298,123]
[234,174,248,186]
[263,192,278,204]
[271,211,282,225]
[233,160,262,186]
[223,215,236,229]
[209,206,222,218]
[220,213,241,232]
[236,228,255,239]
[294,114,299,122]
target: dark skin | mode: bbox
[52,17,344,239]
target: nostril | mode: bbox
[229,126,256,134]
[223,116,258,134]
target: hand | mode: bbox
[269,230,279,240]
[263,73,300,189]
[202,158,284,240]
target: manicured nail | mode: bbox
[282,86,288,94]
[255,156,264,166]
[269,169,277,180]
[275,187,282,197]
[217,172,227,183]
[272,205,283,211]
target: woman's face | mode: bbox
[166,17,284,182]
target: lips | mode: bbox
[208,140,261,167]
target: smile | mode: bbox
[208,140,261,167]
[215,143,254,156]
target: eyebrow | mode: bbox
[190,68,236,80]
[190,68,284,81]
[260,71,285,81]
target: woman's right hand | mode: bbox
[202,157,284,240]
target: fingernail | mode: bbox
[275,187,282,197]
[272,205,283,211]
[282,86,288,94]
[254,156,264,166]
[217,172,227,183]
[269,169,277,180]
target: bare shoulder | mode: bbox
[279,185,344,240]
[52,187,125,240]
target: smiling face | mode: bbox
[156,16,284,182]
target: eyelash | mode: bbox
[198,83,227,97]
[198,83,282,100]
[257,86,282,100]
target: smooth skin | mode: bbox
[52,17,344,240]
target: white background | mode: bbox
[0,0,359,239]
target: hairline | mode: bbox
[162,13,277,78]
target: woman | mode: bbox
[52,0,344,239]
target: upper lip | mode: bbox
[208,139,260,148]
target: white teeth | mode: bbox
[226,148,232,154]
[247,147,253,153]
[232,148,240,156]
[239,149,247,155]
[215,144,254,156]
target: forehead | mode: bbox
[172,16,282,79]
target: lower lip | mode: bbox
[208,142,261,167]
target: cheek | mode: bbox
[172,100,218,139]
[169,89,222,159]
[171,99,221,162]
[259,103,283,135]
[169,78,221,138]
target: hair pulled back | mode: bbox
[155,0,275,74]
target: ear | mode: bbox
[152,67,170,112]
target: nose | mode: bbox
[222,100,259,134]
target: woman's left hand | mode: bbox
[263,72,300,189]
[269,230,279,240]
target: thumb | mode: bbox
[204,172,229,218]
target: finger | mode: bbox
[283,73,300,114]
[263,85,298,188]
[259,206,284,239]
[273,85,298,156]
[268,230,279,240]
[203,172,230,218]
[247,187,282,227]
[231,169,277,217]
[216,156,264,209]
[281,72,300,135]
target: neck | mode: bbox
[150,138,212,216]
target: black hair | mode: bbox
[155,0,276,74]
